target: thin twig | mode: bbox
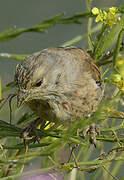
[9,94,17,124]
[102,166,119,180]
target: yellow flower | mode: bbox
[37,121,55,130]
[109,7,117,15]
[120,87,124,92]
[118,17,121,21]
[120,86,124,92]
[95,14,102,22]
[92,6,120,27]
[92,7,99,15]
[113,74,121,83]
[116,59,124,77]
[105,107,111,113]
[116,60,124,66]
[117,80,124,92]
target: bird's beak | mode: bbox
[17,89,50,108]
[17,90,28,108]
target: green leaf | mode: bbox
[113,28,124,68]
[0,53,27,61]
[0,11,92,42]
[0,120,21,138]
[94,15,124,60]
[17,113,37,125]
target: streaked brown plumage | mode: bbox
[15,47,104,127]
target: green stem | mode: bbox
[94,15,124,60]
[113,28,124,68]
[0,77,1,100]
[85,0,93,49]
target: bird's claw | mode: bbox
[83,123,100,147]
[20,118,41,144]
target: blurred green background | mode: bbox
[0,1,123,179]
[0,0,123,86]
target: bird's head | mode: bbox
[14,49,73,108]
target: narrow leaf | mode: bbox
[94,15,124,60]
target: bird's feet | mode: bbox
[20,118,41,144]
[83,123,100,147]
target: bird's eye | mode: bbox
[34,80,43,87]
[96,81,102,86]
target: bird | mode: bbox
[15,47,104,134]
